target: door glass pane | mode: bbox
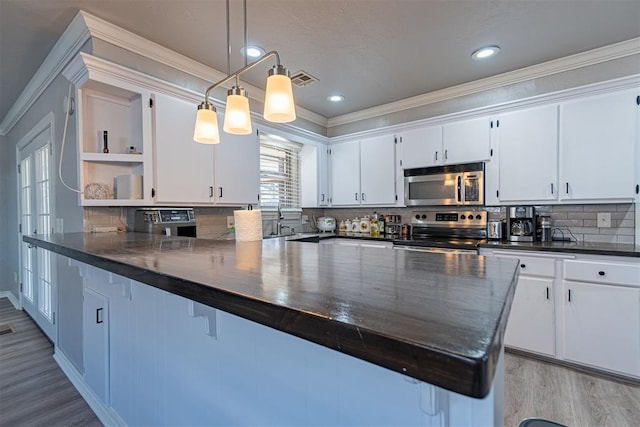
[20,157,34,302]
[34,145,53,320]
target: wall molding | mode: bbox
[327,37,640,128]
[0,291,20,309]
[330,74,640,144]
[54,350,126,427]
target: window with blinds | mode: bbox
[259,137,302,208]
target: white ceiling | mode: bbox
[1,0,639,124]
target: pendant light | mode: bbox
[194,0,296,144]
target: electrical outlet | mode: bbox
[597,212,611,228]
[227,216,235,229]
[302,215,309,223]
[55,218,64,233]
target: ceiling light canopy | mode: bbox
[328,95,344,102]
[471,45,501,60]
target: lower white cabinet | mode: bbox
[491,252,556,356]
[562,280,640,377]
[83,287,109,404]
[481,248,640,379]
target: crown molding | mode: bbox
[0,11,91,136]
[80,11,327,128]
[327,37,640,128]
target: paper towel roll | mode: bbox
[234,209,263,242]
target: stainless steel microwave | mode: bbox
[404,162,484,206]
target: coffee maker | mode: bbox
[507,206,535,242]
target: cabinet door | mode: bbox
[153,93,214,203]
[360,135,396,205]
[318,145,329,206]
[504,275,555,356]
[330,141,360,205]
[498,105,558,202]
[563,281,640,376]
[400,126,443,168]
[442,116,491,164]
[83,288,109,404]
[560,90,638,201]
[214,131,260,206]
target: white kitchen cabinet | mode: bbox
[153,92,214,204]
[360,134,396,205]
[214,131,260,206]
[562,280,640,377]
[83,287,109,404]
[497,104,559,203]
[442,116,492,164]
[560,89,638,201]
[330,136,396,206]
[62,53,155,206]
[300,144,329,207]
[488,251,556,357]
[330,141,360,205]
[398,125,443,169]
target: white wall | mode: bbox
[0,136,9,294]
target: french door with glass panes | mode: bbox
[18,127,56,342]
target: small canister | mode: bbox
[401,224,411,238]
[540,216,552,243]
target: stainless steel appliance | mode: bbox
[404,162,484,206]
[393,210,487,254]
[507,206,535,242]
[487,220,504,240]
[538,215,552,243]
[134,208,196,237]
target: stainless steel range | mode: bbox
[393,210,487,254]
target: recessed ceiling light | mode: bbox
[328,95,344,102]
[241,45,265,58]
[471,46,500,60]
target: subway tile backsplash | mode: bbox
[84,202,635,245]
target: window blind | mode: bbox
[260,140,301,208]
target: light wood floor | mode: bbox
[0,298,101,427]
[2,297,639,427]
[504,350,640,427]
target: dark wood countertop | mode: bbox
[24,232,519,398]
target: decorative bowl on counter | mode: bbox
[317,216,336,232]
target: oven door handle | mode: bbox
[456,175,462,204]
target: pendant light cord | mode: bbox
[58,83,83,194]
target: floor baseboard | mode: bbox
[0,292,20,309]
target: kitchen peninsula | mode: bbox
[25,232,519,426]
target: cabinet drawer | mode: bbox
[495,254,556,277]
[564,259,640,287]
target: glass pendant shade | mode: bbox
[263,65,296,123]
[223,87,252,135]
[193,103,220,144]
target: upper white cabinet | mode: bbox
[497,104,559,202]
[359,135,397,205]
[330,141,361,205]
[153,92,214,204]
[152,92,259,206]
[330,135,397,206]
[300,144,330,207]
[214,131,260,206]
[442,116,492,164]
[559,89,638,201]
[398,126,443,168]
